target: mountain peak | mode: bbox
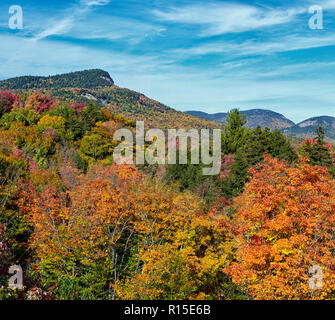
[0,69,115,90]
[185,109,295,130]
[282,116,335,140]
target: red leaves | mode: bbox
[25,91,54,114]
[219,154,234,180]
[0,91,21,113]
[71,102,87,113]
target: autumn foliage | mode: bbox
[1,91,335,300]
[18,164,227,299]
[25,91,55,115]
[221,155,335,300]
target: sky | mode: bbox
[0,0,335,123]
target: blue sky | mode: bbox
[0,0,335,123]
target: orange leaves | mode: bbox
[221,155,335,300]
[23,162,225,299]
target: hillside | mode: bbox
[0,70,220,130]
[186,109,295,130]
[282,116,335,141]
[0,69,114,90]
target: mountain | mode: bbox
[0,69,115,90]
[0,70,220,130]
[2,70,334,138]
[184,111,227,123]
[282,116,335,141]
[186,109,295,130]
[187,109,335,140]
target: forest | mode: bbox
[1,89,335,300]
[0,69,115,90]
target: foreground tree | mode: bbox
[24,164,228,299]
[221,155,335,300]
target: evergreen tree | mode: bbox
[221,109,250,155]
[219,126,297,198]
[299,126,334,175]
[164,149,207,191]
[312,126,333,167]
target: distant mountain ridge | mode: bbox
[186,110,335,140]
[282,116,335,141]
[186,109,295,130]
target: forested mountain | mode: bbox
[187,110,335,140]
[0,69,115,90]
[186,109,295,129]
[282,116,335,141]
[0,70,220,130]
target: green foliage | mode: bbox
[299,126,335,176]
[0,69,114,90]
[48,103,84,139]
[80,132,114,162]
[306,126,332,166]
[165,157,206,192]
[221,109,249,154]
[164,149,222,210]
[219,126,297,198]
[0,107,40,129]
[80,101,108,133]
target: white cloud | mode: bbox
[318,0,335,9]
[33,18,74,41]
[32,0,111,41]
[255,61,335,78]
[151,3,303,36]
[69,15,165,44]
[80,0,110,6]
[1,1,335,124]
[170,34,335,57]
[29,0,163,44]
[0,32,334,123]
[0,34,170,79]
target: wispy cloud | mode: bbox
[80,0,110,5]
[255,61,335,78]
[151,2,304,36]
[29,0,163,44]
[170,34,335,58]
[319,0,335,9]
[68,15,165,44]
[33,0,111,41]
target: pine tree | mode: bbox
[312,126,333,167]
[219,126,297,198]
[221,109,250,155]
[299,126,334,175]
